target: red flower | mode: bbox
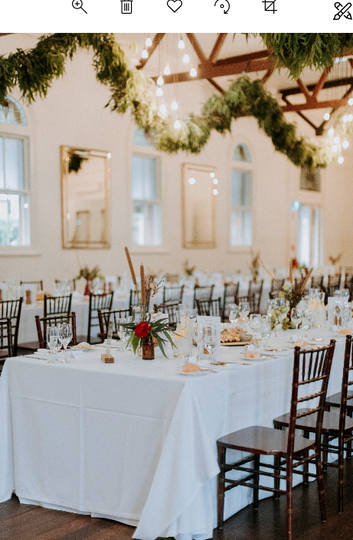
[291,258,299,269]
[135,321,151,339]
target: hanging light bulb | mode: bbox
[141,49,149,59]
[349,98,353,106]
[174,119,181,129]
[145,37,152,47]
[183,54,190,64]
[164,65,171,75]
[156,88,163,97]
[159,104,167,114]
[178,37,185,49]
[332,145,338,152]
[190,67,197,77]
[171,101,178,110]
[328,128,334,136]
[213,178,219,185]
[157,76,164,86]
[323,112,330,121]
[343,140,349,149]
[213,189,219,195]
[338,156,344,164]
[334,136,340,144]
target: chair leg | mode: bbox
[217,445,226,529]
[322,433,328,472]
[303,431,310,484]
[346,411,352,459]
[274,456,280,499]
[316,452,327,522]
[338,434,345,514]
[253,454,260,510]
[286,459,293,540]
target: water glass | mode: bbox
[229,304,239,325]
[342,304,352,327]
[203,324,217,362]
[239,301,250,320]
[47,325,60,358]
[291,308,303,331]
[260,315,271,346]
[302,310,313,337]
[249,314,261,347]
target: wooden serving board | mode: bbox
[221,340,253,346]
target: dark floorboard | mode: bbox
[2,459,353,540]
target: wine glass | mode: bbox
[228,304,239,326]
[117,318,129,351]
[291,308,303,332]
[239,301,250,321]
[249,314,261,347]
[58,323,73,362]
[203,324,217,363]
[46,325,59,361]
[260,315,271,347]
[267,299,276,318]
[302,310,313,338]
[192,322,202,360]
[342,304,352,328]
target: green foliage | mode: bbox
[1,33,352,170]
[122,314,175,358]
[76,265,102,281]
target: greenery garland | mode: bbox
[0,33,352,169]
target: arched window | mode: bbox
[230,143,253,246]
[131,127,162,246]
[0,96,30,247]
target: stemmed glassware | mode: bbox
[203,324,218,363]
[342,303,352,328]
[260,315,271,347]
[249,314,261,347]
[291,308,303,332]
[58,323,73,363]
[239,301,250,322]
[47,325,60,362]
[228,304,239,326]
[301,310,313,338]
[117,318,129,351]
[192,321,203,360]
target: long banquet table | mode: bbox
[0,330,343,540]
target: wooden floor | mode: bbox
[2,459,353,540]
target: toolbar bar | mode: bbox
[2,0,352,31]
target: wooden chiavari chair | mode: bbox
[98,308,132,342]
[86,292,114,344]
[196,298,222,318]
[0,318,13,374]
[248,280,264,313]
[311,275,325,292]
[235,294,256,315]
[44,294,72,317]
[162,302,180,331]
[193,285,214,308]
[217,340,335,539]
[222,282,239,322]
[162,285,184,305]
[325,274,342,302]
[54,278,76,291]
[0,298,22,356]
[35,312,77,349]
[20,280,43,291]
[129,289,150,313]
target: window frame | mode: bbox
[131,146,163,250]
[229,147,254,250]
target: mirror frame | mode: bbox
[182,163,217,249]
[61,145,112,250]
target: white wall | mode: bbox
[1,34,353,291]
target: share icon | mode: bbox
[333,1,352,19]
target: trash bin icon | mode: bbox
[121,0,133,13]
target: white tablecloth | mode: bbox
[1,330,340,540]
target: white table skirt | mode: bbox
[0,329,338,540]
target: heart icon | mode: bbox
[167,0,183,12]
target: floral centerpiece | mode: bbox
[265,259,313,330]
[76,265,103,296]
[249,251,261,281]
[122,247,175,359]
[183,260,195,276]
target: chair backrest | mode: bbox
[35,312,77,349]
[310,275,324,291]
[129,289,150,314]
[193,285,214,307]
[287,341,335,456]
[235,294,256,315]
[20,280,43,291]
[248,280,264,313]
[97,308,132,342]
[196,298,222,317]
[54,279,76,291]
[0,298,22,356]
[87,292,114,343]
[167,273,179,284]
[163,285,184,304]
[339,335,353,436]
[270,278,285,294]
[44,294,72,317]
[0,318,13,359]
[222,282,239,321]
[162,302,180,330]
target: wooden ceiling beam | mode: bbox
[186,33,208,63]
[281,76,353,97]
[312,68,331,100]
[207,79,225,94]
[282,95,321,135]
[137,33,165,70]
[282,98,350,112]
[214,50,269,67]
[208,34,228,63]
[152,58,273,84]
[261,68,274,85]
[296,78,313,102]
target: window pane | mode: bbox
[131,156,157,200]
[233,143,251,163]
[0,97,26,125]
[132,202,162,246]
[231,171,251,207]
[0,193,30,246]
[298,206,311,267]
[0,138,4,189]
[230,209,252,246]
[4,138,24,190]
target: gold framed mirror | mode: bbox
[61,146,111,249]
[182,163,217,249]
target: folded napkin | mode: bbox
[67,349,84,359]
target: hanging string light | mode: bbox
[178,36,185,49]
[156,87,163,97]
[164,64,171,75]
[183,54,190,64]
[174,119,181,129]
[190,67,197,77]
[141,49,148,59]
[145,36,152,47]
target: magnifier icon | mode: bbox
[72,0,87,13]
